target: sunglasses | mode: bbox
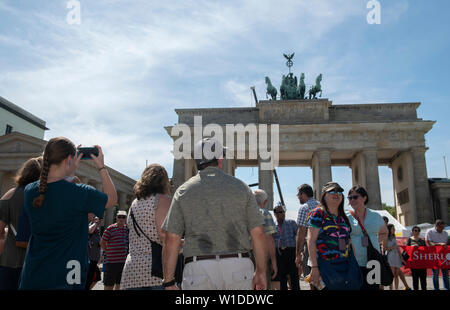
[117,216,127,219]
[347,195,360,201]
[327,190,343,195]
[274,211,285,214]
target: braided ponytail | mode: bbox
[33,152,50,208]
[32,137,76,208]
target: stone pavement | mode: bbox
[92,264,442,290]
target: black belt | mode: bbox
[185,252,250,264]
[277,247,295,251]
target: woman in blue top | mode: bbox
[346,186,388,290]
[19,137,118,290]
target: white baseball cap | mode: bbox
[193,138,227,168]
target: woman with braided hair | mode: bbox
[19,137,118,290]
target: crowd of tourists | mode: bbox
[0,136,448,290]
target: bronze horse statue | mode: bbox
[265,76,277,100]
[308,74,322,99]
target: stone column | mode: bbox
[171,159,186,194]
[184,159,197,181]
[312,150,332,199]
[118,191,128,211]
[362,149,382,210]
[223,159,236,176]
[351,152,366,187]
[391,152,416,226]
[438,197,449,224]
[411,147,433,223]
[258,160,273,211]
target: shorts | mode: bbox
[85,260,101,289]
[103,262,125,286]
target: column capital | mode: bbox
[361,147,378,154]
[313,149,332,162]
[410,146,428,154]
[314,148,332,154]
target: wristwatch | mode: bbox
[162,279,176,288]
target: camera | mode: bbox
[77,147,99,160]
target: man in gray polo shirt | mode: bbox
[162,138,267,290]
[426,219,449,290]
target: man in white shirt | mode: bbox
[426,219,449,290]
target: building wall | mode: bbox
[0,107,45,139]
[430,181,450,223]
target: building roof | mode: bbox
[0,96,49,130]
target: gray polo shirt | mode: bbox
[162,167,264,258]
[426,228,449,244]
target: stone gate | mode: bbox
[165,99,435,226]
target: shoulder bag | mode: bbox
[350,211,393,286]
[130,207,184,283]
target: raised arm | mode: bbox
[88,145,118,209]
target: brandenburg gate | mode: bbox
[165,99,435,227]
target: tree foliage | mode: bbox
[382,203,396,218]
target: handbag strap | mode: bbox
[349,210,368,236]
[129,207,152,243]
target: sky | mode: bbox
[1,0,450,221]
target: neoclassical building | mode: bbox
[0,97,136,227]
[165,99,449,226]
[0,132,136,227]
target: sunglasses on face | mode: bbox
[117,216,126,219]
[327,190,343,195]
[274,211,285,214]
[347,195,360,201]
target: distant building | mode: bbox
[429,178,450,224]
[0,97,136,227]
[0,96,48,139]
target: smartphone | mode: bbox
[77,147,99,160]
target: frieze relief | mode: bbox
[278,130,425,151]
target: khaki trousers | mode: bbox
[182,256,254,290]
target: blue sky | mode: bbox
[1,0,449,220]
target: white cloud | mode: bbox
[0,0,406,182]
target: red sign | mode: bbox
[400,246,450,269]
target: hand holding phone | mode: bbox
[90,145,105,170]
[77,147,99,160]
